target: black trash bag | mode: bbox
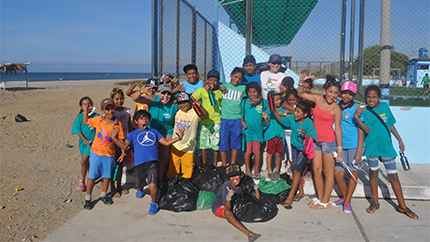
[255,62,287,75]
[280,173,292,185]
[239,174,256,194]
[260,188,291,205]
[191,162,227,194]
[158,174,199,212]
[231,192,278,223]
[15,114,29,122]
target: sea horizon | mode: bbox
[1,72,152,82]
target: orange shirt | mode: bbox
[88,116,125,157]
[130,92,149,112]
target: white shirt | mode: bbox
[260,70,287,99]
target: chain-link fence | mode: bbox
[153,0,429,104]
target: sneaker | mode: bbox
[83,200,92,210]
[101,196,113,206]
[331,198,345,207]
[76,182,85,191]
[268,171,280,180]
[343,202,352,214]
[148,202,159,215]
[136,189,144,199]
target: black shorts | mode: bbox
[134,161,159,189]
[424,85,429,89]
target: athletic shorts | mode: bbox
[368,156,398,174]
[245,141,261,154]
[219,119,242,152]
[198,123,221,150]
[335,148,358,171]
[134,161,159,189]
[291,146,308,173]
[88,152,115,179]
[266,137,284,154]
[215,205,226,218]
[313,141,337,154]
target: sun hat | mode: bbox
[226,164,241,177]
[341,81,357,94]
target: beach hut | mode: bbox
[0,62,31,89]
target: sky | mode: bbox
[1,0,428,73]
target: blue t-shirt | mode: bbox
[241,98,269,143]
[126,129,164,166]
[241,74,261,86]
[281,115,317,151]
[264,107,287,142]
[338,102,360,149]
[148,95,178,136]
[211,180,242,214]
[180,80,204,94]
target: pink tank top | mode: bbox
[313,97,336,142]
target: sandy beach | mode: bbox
[0,79,139,241]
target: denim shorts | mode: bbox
[313,141,337,154]
[88,152,115,179]
[292,146,308,173]
[368,156,398,174]
[335,148,358,171]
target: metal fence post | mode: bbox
[151,0,159,77]
[380,0,391,103]
[175,0,181,77]
[245,0,253,56]
[349,0,356,81]
[339,0,347,81]
[191,5,197,65]
[357,0,366,97]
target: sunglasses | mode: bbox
[324,80,341,89]
[110,88,124,98]
[161,91,172,96]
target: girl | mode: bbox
[297,75,343,210]
[71,97,99,191]
[110,88,133,197]
[241,82,269,179]
[354,85,418,220]
[284,89,299,172]
[271,100,317,209]
[331,81,365,214]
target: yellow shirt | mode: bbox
[172,108,200,153]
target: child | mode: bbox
[180,64,204,94]
[260,54,287,99]
[110,88,133,197]
[421,73,429,94]
[240,55,261,86]
[408,75,414,87]
[297,75,343,210]
[126,78,160,114]
[211,164,261,242]
[354,85,418,220]
[192,70,223,166]
[167,92,208,179]
[271,100,317,209]
[241,82,269,179]
[71,97,100,191]
[263,92,285,179]
[82,98,125,210]
[110,110,183,215]
[283,89,299,172]
[331,81,365,214]
[219,67,247,166]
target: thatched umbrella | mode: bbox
[1,62,31,88]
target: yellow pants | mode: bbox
[167,146,195,179]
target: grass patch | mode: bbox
[114,79,147,86]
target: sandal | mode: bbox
[310,201,330,210]
[121,189,129,195]
[283,202,292,210]
[113,191,121,198]
[293,194,304,202]
[397,206,419,220]
[308,197,320,207]
[248,231,261,242]
[254,174,261,180]
[365,201,380,214]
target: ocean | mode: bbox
[1,72,152,82]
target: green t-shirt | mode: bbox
[264,107,287,142]
[362,102,397,158]
[423,76,429,86]
[220,83,246,120]
[241,98,269,143]
[192,87,222,124]
[281,115,317,150]
[148,95,178,136]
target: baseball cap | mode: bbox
[145,78,159,87]
[341,81,357,94]
[158,83,172,94]
[269,54,282,64]
[161,73,174,79]
[243,55,256,65]
[100,98,115,110]
[207,69,220,79]
[226,164,241,177]
[176,92,190,102]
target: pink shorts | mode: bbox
[215,205,226,218]
[266,137,284,154]
[245,141,261,154]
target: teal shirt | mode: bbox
[220,83,246,120]
[281,115,317,151]
[71,112,100,156]
[264,107,287,142]
[148,95,178,136]
[362,102,397,158]
[242,98,269,143]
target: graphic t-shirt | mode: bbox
[148,95,178,136]
[281,115,317,150]
[260,71,287,99]
[71,112,100,155]
[180,80,204,94]
[241,98,269,143]
[220,83,247,120]
[114,108,131,136]
[126,129,164,166]
[192,87,222,124]
[172,108,200,153]
[88,116,125,157]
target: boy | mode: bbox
[211,164,262,242]
[167,92,208,179]
[421,73,429,94]
[218,67,247,166]
[260,54,287,99]
[82,98,125,210]
[180,64,204,94]
[192,70,223,166]
[240,55,261,86]
[110,110,183,214]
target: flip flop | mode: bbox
[397,206,419,220]
[113,192,121,198]
[365,202,379,214]
[248,232,261,242]
[283,202,292,210]
[121,189,129,195]
[293,195,304,202]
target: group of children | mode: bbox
[71,54,418,241]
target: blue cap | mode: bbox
[207,69,220,79]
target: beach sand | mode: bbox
[0,79,138,241]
